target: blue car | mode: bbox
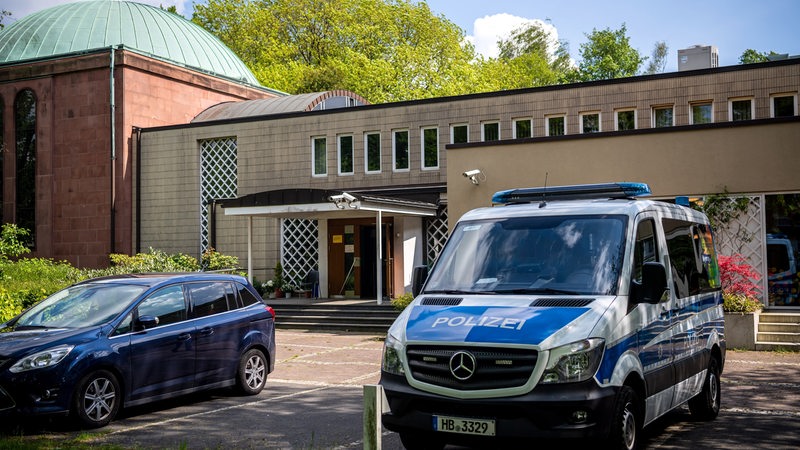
[0,273,276,428]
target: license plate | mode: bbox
[433,415,496,436]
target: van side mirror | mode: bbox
[411,266,429,297]
[640,262,668,304]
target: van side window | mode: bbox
[633,219,659,284]
[137,285,187,326]
[188,282,230,318]
[662,218,719,298]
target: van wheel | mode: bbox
[399,431,445,450]
[689,356,721,420]
[605,386,640,450]
[237,348,267,395]
[73,370,121,428]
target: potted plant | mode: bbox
[720,254,763,350]
[273,262,285,298]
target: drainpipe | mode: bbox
[109,46,117,254]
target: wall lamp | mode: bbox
[462,169,485,185]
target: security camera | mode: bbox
[462,169,481,178]
[341,192,357,202]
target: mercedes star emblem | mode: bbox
[449,351,477,381]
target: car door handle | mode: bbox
[199,327,214,336]
[178,332,192,341]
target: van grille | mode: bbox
[420,297,463,306]
[406,345,537,390]
[530,298,594,307]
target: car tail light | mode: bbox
[266,305,275,318]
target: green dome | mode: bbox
[0,0,260,85]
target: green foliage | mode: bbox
[723,293,763,313]
[0,257,83,322]
[106,248,199,274]
[201,247,239,271]
[391,292,414,311]
[644,41,669,74]
[696,190,753,253]
[193,0,479,102]
[0,224,31,261]
[738,49,780,64]
[573,23,645,81]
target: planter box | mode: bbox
[724,311,760,350]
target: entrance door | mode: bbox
[328,219,394,298]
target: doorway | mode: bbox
[328,219,393,298]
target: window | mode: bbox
[662,219,719,299]
[338,135,354,175]
[546,115,565,136]
[393,129,409,171]
[615,109,636,131]
[482,121,499,141]
[188,282,231,318]
[421,126,439,169]
[237,282,262,307]
[653,106,674,128]
[690,101,713,124]
[137,285,187,327]
[451,124,468,144]
[771,93,797,117]
[312,137,327,176]
[632,219,659,285]
[729,98,753,121]
[580,112,600,133]
[15,90,36,248]
[513,118,532,139]
[364,132,381,173]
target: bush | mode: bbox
[718,254,763,313]
[201,248,239,271]
[0,223,30,261]
[107,248,200,273]
[0,257,84,317]
[391,292,415,311]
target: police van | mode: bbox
[380,183,725,450]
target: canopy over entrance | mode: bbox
[219,188,442,303]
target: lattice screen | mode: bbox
[425,207,449,266]
[712,195,765,300]
[281,218,319,286]
[200,138,237,253]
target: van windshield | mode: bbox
[425,214,628,296]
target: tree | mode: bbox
[0,10,11,29]
[644,41,668,74]
[739,48,781,64]
[574,24,645,81]
[192,0,479,103]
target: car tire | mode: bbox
[73,369,121,428]
[604,385,641,450]
[399,431,445,450]
[237,348,267,395]
[689,356,721,420]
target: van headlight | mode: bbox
[540,339,604,384]
[381,334,405,376]
[10,345,74,373]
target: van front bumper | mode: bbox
[380,372,619,441]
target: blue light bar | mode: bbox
[492,182,651,204]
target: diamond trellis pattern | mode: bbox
[712,195,765,300]
[200,138,237,253]
[425,207,449,266]
[281,219,319,287]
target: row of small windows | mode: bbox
[0,90,37,248]
[309,93,797,177]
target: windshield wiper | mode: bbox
[494,288,583,295]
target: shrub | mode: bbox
[0,257,83,314]
[201,247,239,271]
[718,254,762,313]
[0,223,30,261]
[107,248,199,274]
[391,292,415,311]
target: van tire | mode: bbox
[236,348,267,395]
[399,431,445,450]
[689,356,721,420]
[605,385,641,450]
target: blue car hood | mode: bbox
[0,327,98,356]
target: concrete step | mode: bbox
[759,312,800,324]
[756,332,800,344]
[272,302,400,333]
[758,322,800,333]
[754,342,800,351]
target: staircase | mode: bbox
[271,300,400,334]
[756,312,800,351]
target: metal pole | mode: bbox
[376,210,382,305]
[247,216,253,283]
[363,384,383,450]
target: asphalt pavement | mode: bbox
[2,330,799,449]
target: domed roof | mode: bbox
[0,0,260,86]
[192,91,369,122]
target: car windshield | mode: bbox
[424,214,628,296]
[13,283,147,329]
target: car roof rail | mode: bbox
[492,182,651,205]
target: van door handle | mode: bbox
[199,327,214,336]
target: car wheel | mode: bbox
[237,348,267,395]
[399,431,445,450]
[73,369,121,428]
[689,356,721,420]
[604,386,641,450]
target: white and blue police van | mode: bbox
[380,182,725,450]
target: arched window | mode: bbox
[15,89,36,247]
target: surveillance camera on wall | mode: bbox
[341,192,357,202]
[462,169,481,178]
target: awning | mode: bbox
[219,188,440,219]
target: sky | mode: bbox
[4,0,799,72]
